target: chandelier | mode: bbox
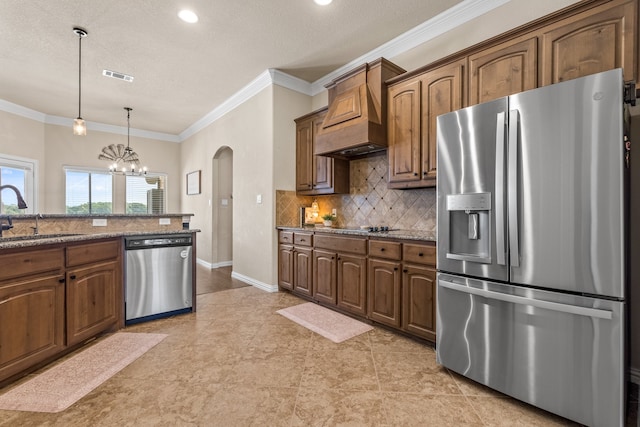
[98,107,148,175]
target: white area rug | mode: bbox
[0,332,167,413]
[277,302,373,343]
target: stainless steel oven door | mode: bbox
[436,272,625,427]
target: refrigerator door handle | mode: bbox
[495,112,506,265]
[438,279,613,320]
[508,109,520,267]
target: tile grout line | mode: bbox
[288,327,314,426]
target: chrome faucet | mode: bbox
[0,215,12,237]
[0,185,27,238]
[32,213,43,235]
[0,185,28,209]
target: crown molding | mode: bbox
[0,99,47,122]
[310,0,510,95]
[179,69,275,141]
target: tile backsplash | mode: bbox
[276,153,436,233]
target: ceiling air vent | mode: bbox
[102,69,134,83]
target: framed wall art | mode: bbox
[186,170,201,195]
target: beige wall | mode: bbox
[0,110,46,212]
[181,86,312,288]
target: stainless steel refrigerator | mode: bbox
[436,69,631,427]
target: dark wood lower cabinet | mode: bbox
[368,258,401,328]
[337,254,367,316]
[0,275,65,382]
[66,260,120,346]
[313,249,337,305]
[293,247,313,297]
[277,230,436,342]
[402,264,436,341]
[278,245,294,291]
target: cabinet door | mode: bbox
[293,247,313,297]
[313,249,337,305]
[337,253,367,316]
[278,245,294,291]
[421,60,465,183]
[296,117,314,192]
[402,264,436,341]
[388,78,422,184]
[0,275,65,382]
[67,260,119,346]
[469,37,538,105]
[312,111,334,191]
[541,0,637,86]
[367,258,401,328]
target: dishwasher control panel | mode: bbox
[125,234,192,250]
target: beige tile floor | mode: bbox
[0,281,636,426]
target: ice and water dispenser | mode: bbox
[445,192,492,264]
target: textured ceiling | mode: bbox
[0,0,462,136]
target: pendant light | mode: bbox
[73,27,88,136]
[98,107,148,175]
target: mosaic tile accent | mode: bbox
[276,153,436,232]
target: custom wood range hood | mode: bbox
[314,58,405,159]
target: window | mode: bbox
[0,154,36,214]
[126,175,166,214]
[65,168,113,214]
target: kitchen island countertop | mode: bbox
[0,229,199,250]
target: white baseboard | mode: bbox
[196,258,232,269]
[231,271,278,293]
[630,367,640,385]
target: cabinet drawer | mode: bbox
[279,231,294,244]
[369,240,401,260]
[403,243,436,266]
[66,239,120,267]
[0,248,64,282]
[294,233,313,247]
[314,235,366,255]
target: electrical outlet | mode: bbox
[92,218,107,227]
[331,208,337,217]
[256,194,262,204]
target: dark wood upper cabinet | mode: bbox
[295,108,349,195]
[387,59,465,189]
[469,36,538,105]
[540,0,637,86]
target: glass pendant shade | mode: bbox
[73,117,86,136]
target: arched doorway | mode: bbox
[211,146,233,268]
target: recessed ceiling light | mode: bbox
[178,9,198,23]
[314,0,332,5]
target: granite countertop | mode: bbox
[276,226,436,242]
[0,229,200,250]
[7,213,194,219]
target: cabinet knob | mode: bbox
[403,269,408,273]
[331,256,334,260]
[414,172,418,176]
[418,252,424,257]
[70,274,77,280]
[58,278,66,283]
[380,248,385,252]
[394,267,398,271]
[423,171,427,175]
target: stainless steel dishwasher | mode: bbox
[125,234,193,324]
